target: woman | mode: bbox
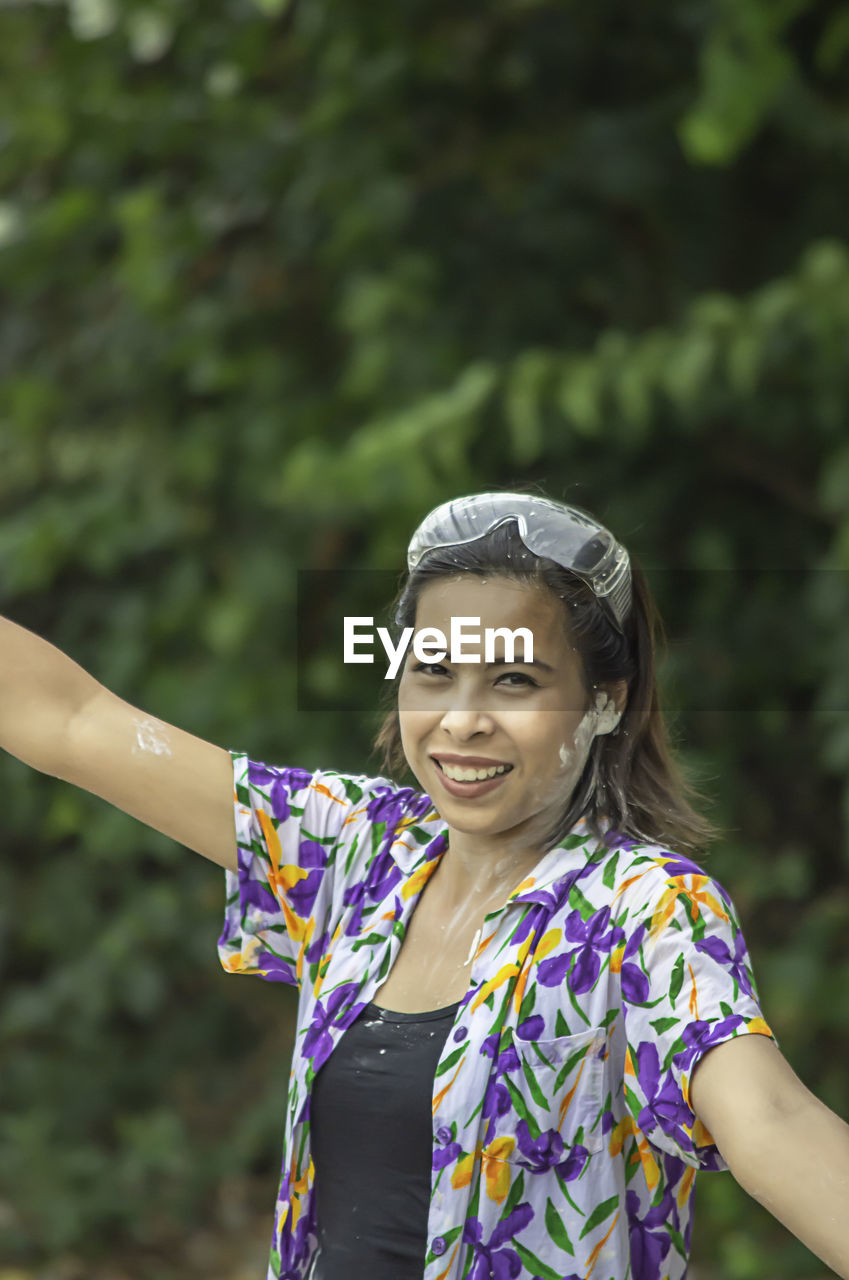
[1,491,848,1280]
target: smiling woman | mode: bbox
[1,489,848,1280]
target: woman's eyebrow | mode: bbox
[483,657,555,673]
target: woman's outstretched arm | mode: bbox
[0,613,237,871]
[691,1032,849,1277]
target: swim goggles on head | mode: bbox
[406,492,633,634]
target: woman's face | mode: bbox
[397,574,615,856]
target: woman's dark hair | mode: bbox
[371,517,720,855]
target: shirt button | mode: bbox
[436,1125,451,1145]
[452,1026,468,1042]
[432,1236,447,1256]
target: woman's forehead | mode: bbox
[413,574,576,658]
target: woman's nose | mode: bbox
[439,696,495,739]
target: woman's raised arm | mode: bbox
[0,613,237,872]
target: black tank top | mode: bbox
[309,997,462,1280]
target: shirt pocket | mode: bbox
[496,1027,607,1168]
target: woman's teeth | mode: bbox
[437,762,511,782]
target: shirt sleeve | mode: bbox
[216,750,363,989]
[619,863,776,1171]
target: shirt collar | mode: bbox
[389,800,608,908]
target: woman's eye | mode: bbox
[497,671,539,689]
[411,661,449,677]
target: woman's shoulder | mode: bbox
[230,749,442,836]
[593,827,734,916]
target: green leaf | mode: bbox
[544,1196,575,1255]
[513,1241,565,1280]
[434,1043,467,1077]
[651,1016,679,1036]
[568,883,596,921]
[502,1169,525,1220]
[520,1052,552,1111]
[579,1192,620,1239]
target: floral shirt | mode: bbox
[218,751,775,1280]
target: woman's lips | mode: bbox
[432,758,514,799]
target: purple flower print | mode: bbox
[694,933,754,996]
[676,1008,742,1059]
[621,962,650,1004]
[604,829,639,851]
[366,784,434,832]
[658,856,704,878]
[633,1042,693,1151]
[462,1204,534,1280]
[361,846,403,905]
[275,1188,316,1280]
[248,762,312,821]
[285,840,329,917]
[305,926,330,965]
[433,1141,462,1172]
[673,1015,745,1113]
[620,921,650,1003]
[514,1121,589,1179]
[538,907,623,994]
[515,1014,545,1040]
[627,1189,673,1280]
[482,1076,512,1128]
[233,874,280,920]
[301,981,360,1071]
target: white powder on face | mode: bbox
[132,717,173,758]
[592,689,623,735]
[556,691,620,777]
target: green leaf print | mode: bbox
[567,975,592,1026]
[651,1016,679,1035]
[518,986,536,1025]
[502,1169,525,1218]
[520,1051,551,1111]
[669,1225,688,1258]
[554,1008,571,1036]
[602,852,619,888]
[669,952,685,1004]
[406,824,436,841]
[351,930,386,951]
[343,834,359,874]
[663,1035,687,1072]
[544,1196,575,1255]
[555,1167,583,1216]
[553,1041,595,1093]
[434,1043,466,1077]
[563,832,590,850]
[341,778,364,803]
[568,883,596,921]
[579,1193,620,1239]
[513,1241,564,1280]
[503,1074,541,1138]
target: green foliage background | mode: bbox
[1,0,848,1275]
